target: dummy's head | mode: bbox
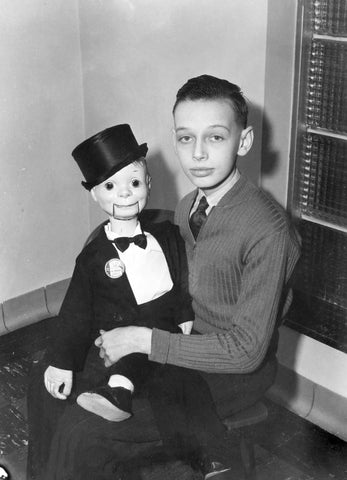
[72,124,148,190]
[72,124,151,220]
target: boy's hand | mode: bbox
[95,326,152,367]
[44,366,73,400]
[178,321,193,335]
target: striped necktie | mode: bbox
[189,196,209,239]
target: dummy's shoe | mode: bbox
[203,461,233,479]
[77,385,133,422]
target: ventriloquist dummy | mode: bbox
[44,124,195,422]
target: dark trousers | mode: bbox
[104,290,182,389]
[148,364,228,468]
[27,354,277,480]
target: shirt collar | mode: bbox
[195,168,241,211]
[104,221,142,241]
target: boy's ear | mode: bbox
[238,126,254,156]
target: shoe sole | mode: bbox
[204,467,232,479]
[77,392,132,422]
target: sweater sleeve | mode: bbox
[46,255,94,371]
[149,229,296,374]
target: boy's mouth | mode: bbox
[190,168,213,177]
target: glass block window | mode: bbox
[306,41,347,133]
[312,0,347,36]
[299,133,347,226]
[287,0,347,353]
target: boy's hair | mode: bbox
[173,74,248,128]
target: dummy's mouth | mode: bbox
[112,202,139,219]
[113,202,138,208]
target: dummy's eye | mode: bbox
[131,179,140,187]
[105,182,114,190]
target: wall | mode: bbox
[262,0,347,441]
[0,0,89,303]
[77,0,268,229]
[0,0,268,304]
[260,0,297,208]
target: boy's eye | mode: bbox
[105,182,114,190]
[131,179,140,187]
[210,135,224,142]
[178,135,192,144]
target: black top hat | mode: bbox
[72,124,148,190]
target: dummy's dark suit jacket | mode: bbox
[48,220,193,372]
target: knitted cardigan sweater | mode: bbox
[149,175,301,374]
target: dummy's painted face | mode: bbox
[173,99,253,196]
[91,161,150,221]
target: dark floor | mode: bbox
[0,318,346,480]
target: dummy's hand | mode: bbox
[95,326,152,367]
[44,365,73,400]
[178,321,193,335]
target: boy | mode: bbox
[95,75,301,478]
[43,123,195,421]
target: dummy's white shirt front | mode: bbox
[104,222,173,305]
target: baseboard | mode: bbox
[0,278,70,335]
[0,303,6,335]
[45,279,71,316]
[307,383,347,441]
[267,363,347,441]
[266,363,315,418]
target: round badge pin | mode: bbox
[105,258,125,279]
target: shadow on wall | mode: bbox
[260,107,281,180]
[146,149,180,211]
[232,102,281,187]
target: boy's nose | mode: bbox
[193,152,206,161]
[193,140,207,161]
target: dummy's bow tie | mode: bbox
[113,233,147,252]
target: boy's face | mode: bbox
[91,161,150,220]
[173,99,253,195]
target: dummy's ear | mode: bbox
[90,187,98,202]
[147,174,152,192]
[238,126,254,156]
